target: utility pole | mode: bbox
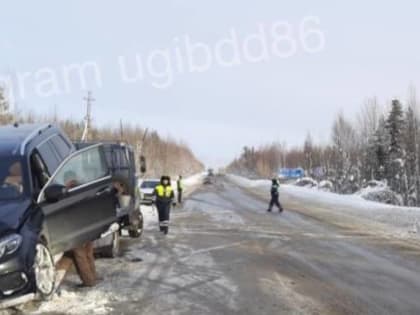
[120,119,124,141]
[53,104,58,123]
[81,91,95,142]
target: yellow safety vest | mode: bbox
[177,179,184,190]
[155,185,173,198]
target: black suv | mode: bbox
[0,124,117,303]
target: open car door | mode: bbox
[37,144,116,254]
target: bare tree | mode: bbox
[0,86,13,124]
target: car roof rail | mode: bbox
[20,124,53,155]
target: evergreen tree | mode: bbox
[373,116,389,180]
[386,99,406,197]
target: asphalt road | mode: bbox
[17,176,420,315]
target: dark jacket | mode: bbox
[270,179,280,197]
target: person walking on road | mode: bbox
[154,175,175,235]
[177,175,184,204]
[267,178,284,213]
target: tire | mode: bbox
[33,243,56,300]
[128,211,144,238]
[102,231,121,258]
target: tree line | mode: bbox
[0,87,204,177]
[228,87,420,206]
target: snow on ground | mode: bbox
[33,230,239,315]
[227,174,420,239]
[186,191,245,225]
[177,172,206,188]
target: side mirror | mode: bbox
[44,184,67,203]
[140,155,147,174]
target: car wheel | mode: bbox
[103,231,121,258]
[128,212,143,238]
[34,243,56,300]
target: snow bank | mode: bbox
[176,172,206,188]
[227,174,420,238]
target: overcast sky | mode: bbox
[1,1,420,167]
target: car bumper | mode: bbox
[0,253,32,300]
[0,293,35,309]
[140,195,154,204]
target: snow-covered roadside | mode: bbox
[177,172,206,188]
[227,174,420,239]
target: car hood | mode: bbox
[140,188,155,195]
[0,199,31,236]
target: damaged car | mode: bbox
[0,124,118,305]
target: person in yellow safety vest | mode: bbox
[153,175,175,235]
[176,175,184,204]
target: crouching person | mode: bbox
[154,176,175,235]
[56,241,97,288]
[72,241,97,286]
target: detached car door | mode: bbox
[38,144,116,254]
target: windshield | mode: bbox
[0,157,24,200]
[141,181,159,189]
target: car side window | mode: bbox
[30,152,51,196]
[52,146,108,190]
[112,149,129,168]
[50,135,72,159]
[37,141,61,175]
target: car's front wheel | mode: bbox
[33,243,56,300]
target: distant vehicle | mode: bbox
[203,176,213,185]
[279,168,304,180]
[0,124,118,304]
[139,179,160,204]
[208,168,214,177]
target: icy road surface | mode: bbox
[12,175,420,315]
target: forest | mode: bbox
[228,87,420,206]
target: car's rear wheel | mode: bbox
[102,231,121,258]
[34,243,56,300]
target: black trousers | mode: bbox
[268,195,283,211]
[156,201,171,233]
[177,189,183,203]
